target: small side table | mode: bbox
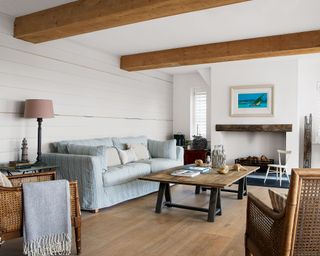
[0,165,57,176]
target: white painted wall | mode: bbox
[0,13,173,163]
[210,59,299,168]
[298,56,320,167]
[173,72,211,140]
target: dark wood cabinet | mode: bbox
[184,149,210,165]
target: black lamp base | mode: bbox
[36,117,43,166]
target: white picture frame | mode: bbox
[230,85,274,117]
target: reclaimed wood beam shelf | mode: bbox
[215,124,292,132]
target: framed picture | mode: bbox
[230,85,274,117]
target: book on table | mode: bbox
[171,169,201,177]
[185,166,210,173]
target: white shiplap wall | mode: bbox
[0,13,173,163]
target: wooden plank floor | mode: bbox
[1,185,287,256]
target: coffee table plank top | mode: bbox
[139,166,258,188]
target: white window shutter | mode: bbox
[194,89,207,138]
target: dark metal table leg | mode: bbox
[165,183,172,207]
[155,183,166,213]
[238,178,244,200]
[195,185,201,194]
[244,177,248,196]
[217,189,222,216]
[208,188,218,222]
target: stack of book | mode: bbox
[171,166,210,177]
[9,161,32,169]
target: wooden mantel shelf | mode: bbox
[215,124,292,132]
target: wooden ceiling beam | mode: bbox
[120,30,320,71]
[14,0,248,43]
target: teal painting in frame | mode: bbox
[230,85,274,116]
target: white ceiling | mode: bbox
[68,0,320,56]
[1,0,320,74]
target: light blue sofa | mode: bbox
[42,136,184,211]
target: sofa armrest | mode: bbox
[42,153,104,210]
[176,146,184,163]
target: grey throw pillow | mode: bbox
[67,144,105,156]
[57,143,68,153]
[67,144,107,170]
[148,139,176,160]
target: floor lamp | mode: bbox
[24,99,54,165]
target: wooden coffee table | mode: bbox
[139,165,258,222]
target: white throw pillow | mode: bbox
[105,147,121,167]
[127,143,150,160]
[0,172,12,187]
[118,149,138,165]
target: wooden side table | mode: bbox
[184,149,210,165]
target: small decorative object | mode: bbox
[24,99,54,165]
[212,145,226,168]
[173,134,185,147]
[230,85,274,117]
[218,165,229,174]
[195,159,204,167]
[0,236,5,246]
[232,164,248,172]
[206,155,211,165]
[303,114,312,168]
[21,138,29,162]
[192,135,207,150]
[185,140,192,150]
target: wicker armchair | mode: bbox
[0,172,81,254]
[246,168,320,256]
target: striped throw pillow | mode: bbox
[268,189,287,213]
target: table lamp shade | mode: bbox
[24,99,54,118]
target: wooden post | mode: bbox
[303,114,312,168]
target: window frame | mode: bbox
[192,88,207,138]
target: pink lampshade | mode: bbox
[24,99,54,118]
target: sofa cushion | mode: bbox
[106,147,121,167]
[103,163,151,187]
[148,139,176,160]
[141,158,182,173]
[118,149,138,164]
[112,136,148,150]
[127,143,150,160]
[67,144,105,156]
[53,138,113,153]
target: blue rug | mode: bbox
[246,172,290,189]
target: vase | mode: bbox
[211,145,226,168]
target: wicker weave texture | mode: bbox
[293,178,320,255]
[246,169,320,256]
[247,194,284,256]
[0,173,55,237]
[0,172,81,254]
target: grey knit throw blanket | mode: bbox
[23,180,72,256]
